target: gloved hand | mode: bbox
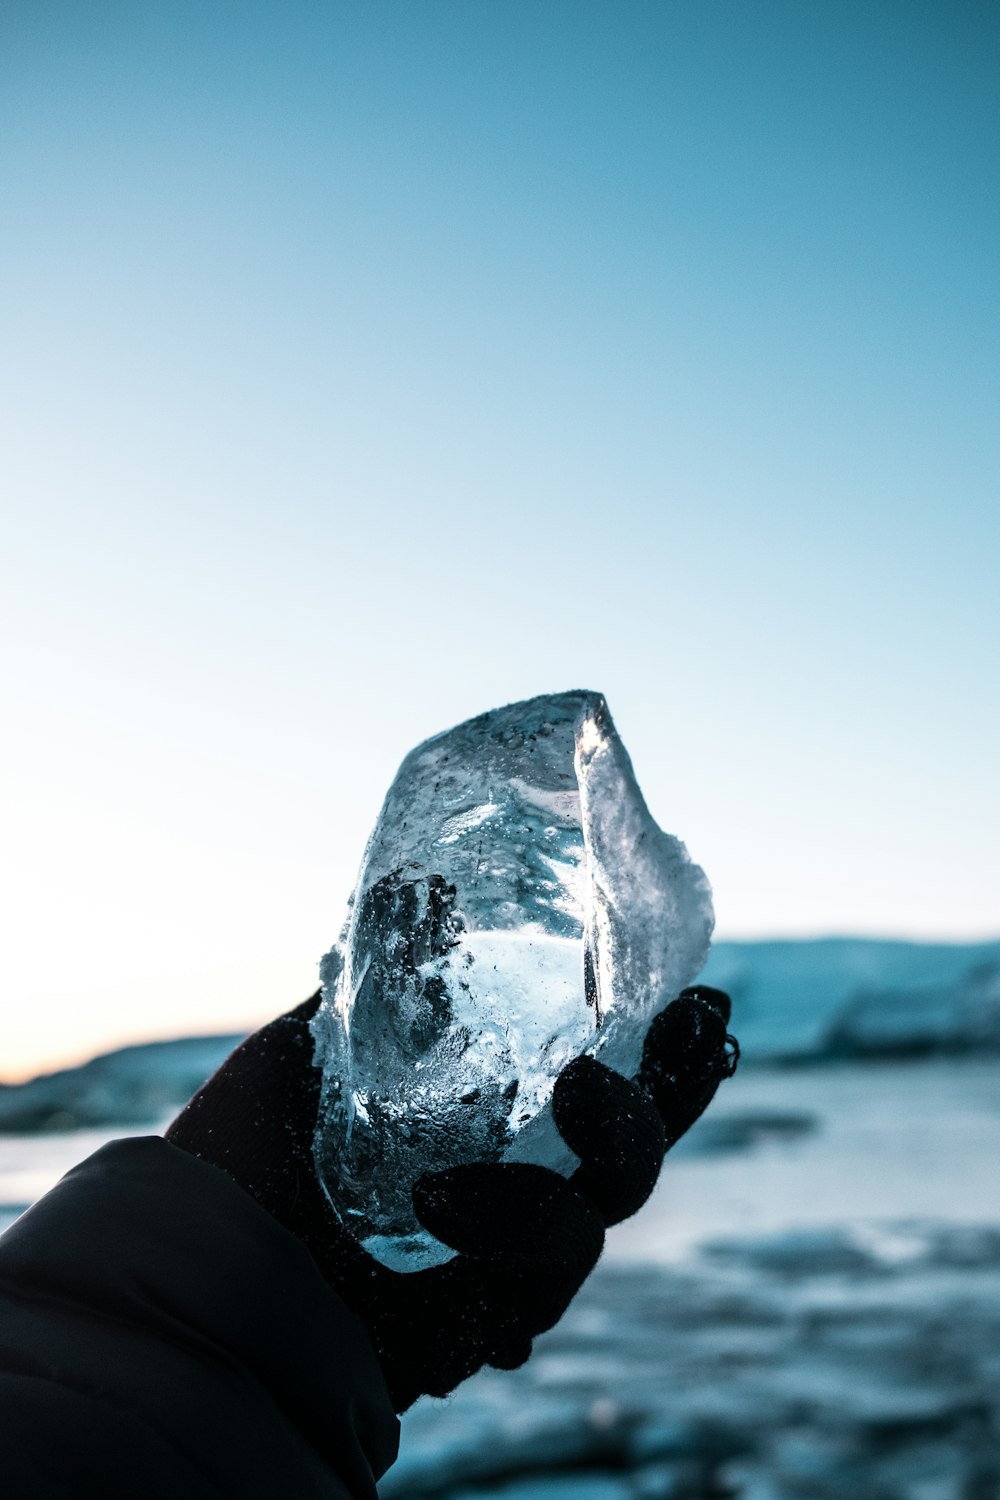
[166,985,737,1411]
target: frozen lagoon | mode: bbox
[2,1054,998,1498]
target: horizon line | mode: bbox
[3,929,998,1086]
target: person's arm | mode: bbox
[0,1135,399,1499]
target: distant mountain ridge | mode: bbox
[0,1034,246,1134]
[1,938,998,1133]
[700,937,1000,1060]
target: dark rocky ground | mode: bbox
[386,1225,1000,1500]
[381,1054,1000,1500]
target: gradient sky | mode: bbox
[2,1,998,1078]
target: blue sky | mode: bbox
[2,1,997,1076]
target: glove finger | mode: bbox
[413,1161,605,1279]
[553,1056,665,1226]
[638,993,736,1097]
[488,1332,534,1370]
[677,984,732,1024]
[638,992,739,1149]
[664,1069,739,1150]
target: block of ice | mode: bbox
[311,690,713,1268]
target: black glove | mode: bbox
[166,985,737,1411]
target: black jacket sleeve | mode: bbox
[0,1136,400,1498]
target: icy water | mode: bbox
[2,1058,998,1498]
[606,1057,1000,1260]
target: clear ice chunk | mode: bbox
[311,690,714,1269]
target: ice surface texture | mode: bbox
[311,691,714,1268]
